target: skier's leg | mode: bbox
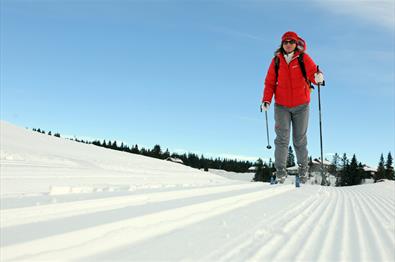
[291,103,310,182]
[274,104,291,182]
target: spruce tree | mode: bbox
[253,159,264,182]
[262,163,272,182]
[349,154,361,185]
[339,153,350,186]
[287,146,296,167]
[308,156,313,179]
[330,153,340,176]
[131,144,140,154]
[358,162,367,181]
[152,145,162,159]
[385,152,394,180]
[376,154,386,182]
[163,149,170,159]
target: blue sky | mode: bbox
[1,0,394,167]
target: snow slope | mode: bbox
[1,121,394,261]
[208,168,255,182]
[0,121,231,197]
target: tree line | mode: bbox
[329,152,393,186]
[30,128,394,184]
[253,146,394,186]
[31,128,253,173]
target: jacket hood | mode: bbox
[297,37,307,52]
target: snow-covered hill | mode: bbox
[0,121,232,197]
[1,121,394,261]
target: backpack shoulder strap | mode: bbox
[298,53,312,83]
[298,53,314,89]
[298,53,307,81]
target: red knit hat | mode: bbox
[281,31,299,42]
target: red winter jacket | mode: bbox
[262,51,318,108]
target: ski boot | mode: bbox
[275,169,287,184]
[298,165,309,184]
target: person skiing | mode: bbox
[261,31,324,183]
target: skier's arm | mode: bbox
[303,53,321,85]
[262,58,277,103]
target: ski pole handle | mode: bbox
[317,65,325,86]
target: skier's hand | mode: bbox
[314,72,324,85]
[260,102,270,112]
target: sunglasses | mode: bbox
[283,40,296,45]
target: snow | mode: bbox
[1,121,395,261]
[208,168,255,182]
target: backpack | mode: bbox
[274,53,314,89]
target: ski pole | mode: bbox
[265,111,272,149]
[260,105,272,149]
[317,65,326,185]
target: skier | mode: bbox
[261,31,324,184]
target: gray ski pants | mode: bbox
[274,103,309,174]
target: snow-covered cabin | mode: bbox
[362,165,377,178]
[248,166,258,172]
[310,158,332,173]
[165,157,184,164]
[286,165,299,175]
[286,158,332,175]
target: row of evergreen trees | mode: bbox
[253,149,394,186]
[333,154,368,186]
[252,158,274,183]
[32,128,60,137]
[91,140,253,172]
[376,153,394,181]
[31,128,253,173]
[329,152,393,186]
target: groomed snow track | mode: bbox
[1,182,394,261]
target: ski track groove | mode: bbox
[1,183,263,228]
[247,187,326,261]
[269,187,335,261]
[317,187,345,261]
[294,187,340,261]
[366,187,395,209]
[347,187,370,261]
[352,188,394,260]
[3,186,294,261]
[379,193,395,209]
[338,187,353,261]
[359,187,395,235]
[360,187,395,224]
[346,188,369,260]
[363,192,393,224]
[202,187,321,262]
